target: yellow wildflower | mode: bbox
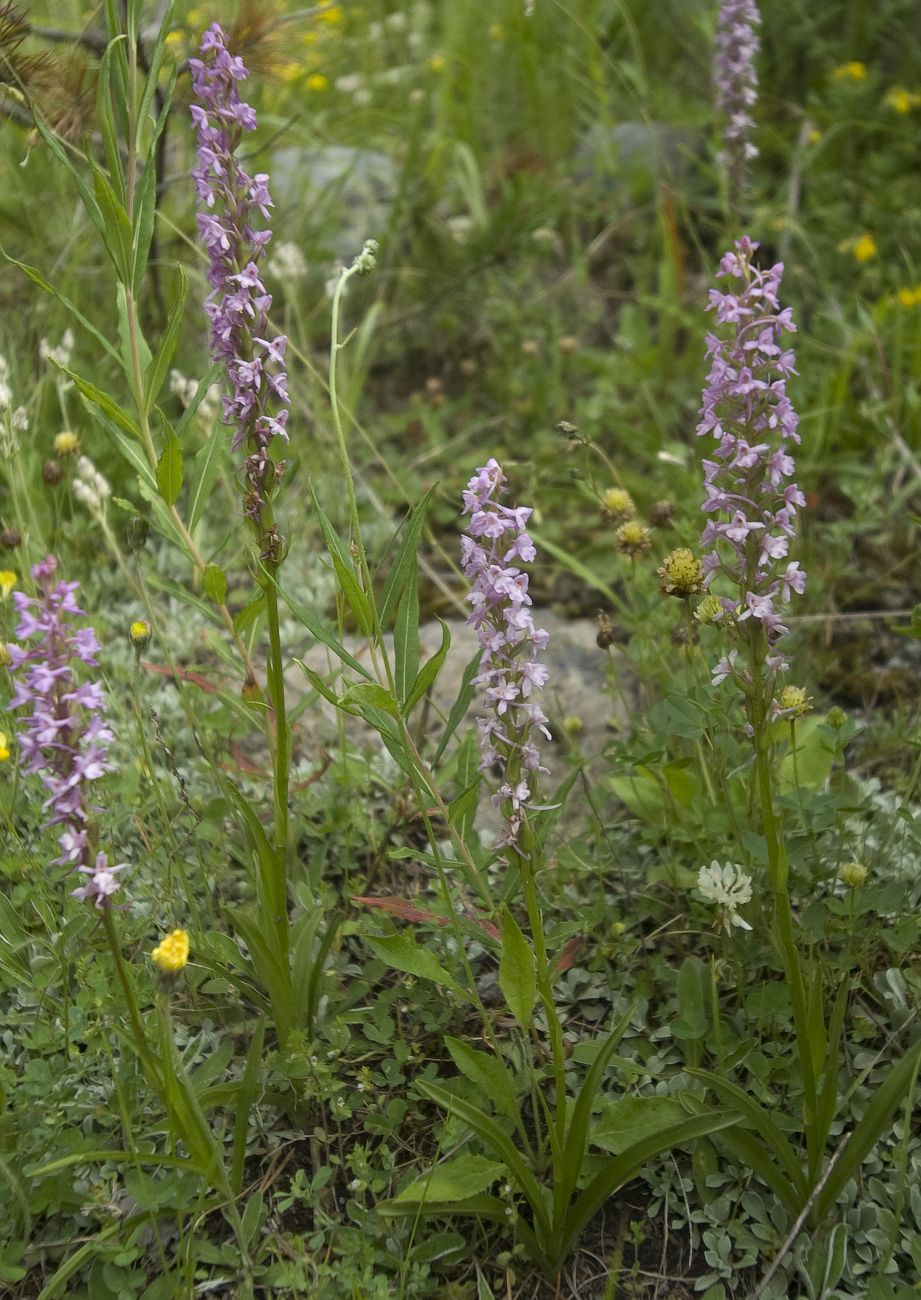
[129,619,151,651]
[695,594,724,625]
[884,87,921,114]
[897,286,921,308]
[838,232,877,263]
[53,431,80,456]
[489,22,506,41]
[318,4,343,22]
[657,548,705,598]
[831,61,866,82]
[602,487,636,520]
[839,861,868,888]
[186,7,204,27]
[777,684,812,718]
[301,30,319,46]
[0,570,15,599]
[151,929,190,974]
[429,54,446,73]
[807,128,822,145]
[0,732,10,762]
[307,73,328,92]
[164,29,185,54]
[614,521,652,557]
[278,61,303,83]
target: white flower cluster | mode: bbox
[73,455,111,512]
[169,369,220,423]
[697,860,753,932]
[0,357,29,456]
[39,329,75,369]
[267,240,308,282]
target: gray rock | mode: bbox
[577,121,702,194]
[271,145,399,257]
[287,611,636,834]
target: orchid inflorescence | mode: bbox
[190,23,290,547]
[8,556,126,906]
[698,236,805,683]
[714,0,761,205]
[460,459,550,850]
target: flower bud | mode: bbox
[0,527,21,550]
[695,594,724,625]
[53,431,80,456]
[777,684,812,718]
[129,619,151,653]
[649,499,676,527]
[596,611,615,649]
[42,459,63,486]
[125,515,149,553]
[615,520,652,556]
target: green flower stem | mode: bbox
[263,558,291,959]
[748,638,820,1172]
[514,827,568,1161]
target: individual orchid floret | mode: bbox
[461,459,550,850]
[8,555,126,907]
[697,860,753,932]
[714,0,761,208]
[190,23,290,548]
[698,236,805,682]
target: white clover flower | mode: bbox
[697,860,753,932]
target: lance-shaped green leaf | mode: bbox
[498,907,536,1032]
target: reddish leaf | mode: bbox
[141,660,222,694]
[552,936,584,974]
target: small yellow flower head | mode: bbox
[489,22,506,41]
[832,61,867,82]
[318,3,343,22]
[694,593,724,625]
[615,521,652,557]
[279,61,303,83]
[657,548,705,598]
[562,715,584,736]
[897,286,921,308]
[129,619,151,652]
[602,487,636,520]
[826,706,848,729]
[429,53,446,73]
[807,127,822,144]
[777,684,812,718]
[0,732,10,762]
[0,570,16,600]
[53,431,80,457]
[853,232,877,263]
[839,861,868,889]
[884,87,921,114]
[307,73,328,92]
[611,921,626,936]
[151,929,190,974]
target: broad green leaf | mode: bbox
[814,1033,921,1220]
[590,1096,687,1155]
[54,364,140,437]
[203,564,227,606]
[779,714,834,792]
[498,907,536,1032]
[393,565,420,706]
[415,1080,551,1239]
[404,617,451,714]
[379,485,437,626]
[559,1110,742,1267]
[445,1036,521,1126]
[433,649,482,762]
[156,427,183,506]
[364,932,467,998]
[342,681,399,716]
[186,418,226,532]
[310,486,374,635]
[609,767,665,822]
[673,956,709,1041]
[395,1154,505,1204]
